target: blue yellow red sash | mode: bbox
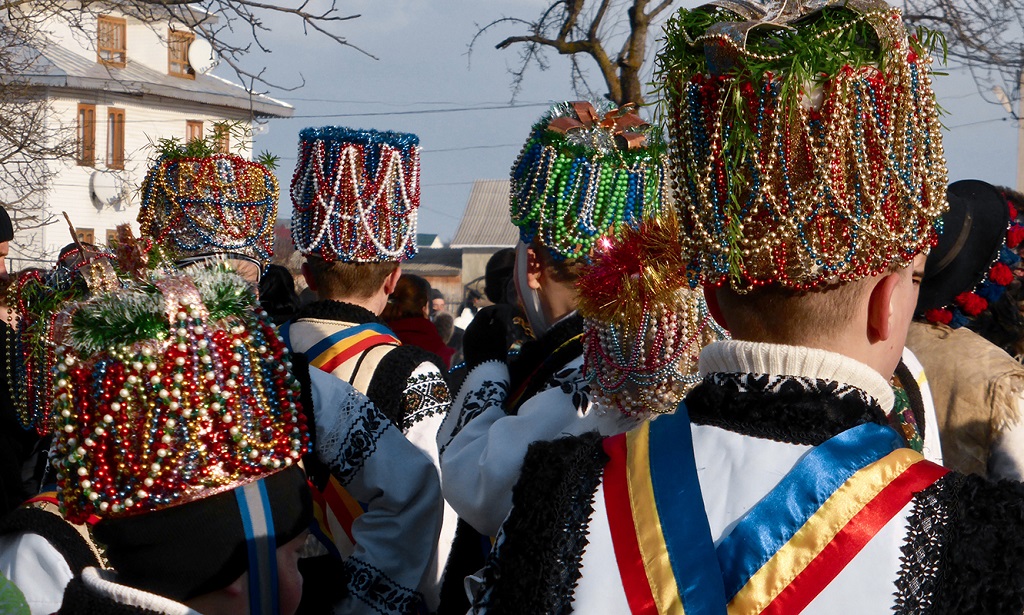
[308,475,367,558]
[604,410,727,615]
[718,422,949,615]
[604,413,949,615]
[279,321,397,557]
[280,322,401,374]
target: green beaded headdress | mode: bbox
[509,101,668,262]
[657,0,948,291]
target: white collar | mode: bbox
[698,340,895,412]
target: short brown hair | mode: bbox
[382,274,431,320]
[305,256,398,300]
[715,278,873,346]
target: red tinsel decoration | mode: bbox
[1007,225,1024,249]
[924,308,953,325]
[990,262,1015,286]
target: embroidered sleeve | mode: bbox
[342,556,425,615]
[315,386,391,485]
[402,363,452,428]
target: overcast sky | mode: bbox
[244,0,1020,242]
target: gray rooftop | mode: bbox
[450,179,520,249]
[403,247,461,276]
[6,42,292,118]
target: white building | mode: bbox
[3,4,292,266]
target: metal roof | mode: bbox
[403,247,461,276]
[6,42,292,118]
[450,179,520,249]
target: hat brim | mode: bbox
[916,179,1009,314]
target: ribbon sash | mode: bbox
[604,414,948,615]
[281,322,401,375]
[604,409,727,615]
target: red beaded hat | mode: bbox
[290,127,420,263]
[53,266,309,524]
[138,154,279,268]
[658,0,948,291]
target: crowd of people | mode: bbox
[0,1,1023,613]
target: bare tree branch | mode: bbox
[471,0,681,106]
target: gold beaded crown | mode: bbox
[138,154,279,268]
[657,0,949,291]
[53,266,309,524]
[510,101,668,262]
[577,214,728,416]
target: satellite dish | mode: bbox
[187,38,217,74]
[90,171,123,209]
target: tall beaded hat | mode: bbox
[290,127,420,263]
[138,154,279,268]
[52,265,309,524]
[657,0,949,291]
[578,214,729,417]
[510,101,668,262]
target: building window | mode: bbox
[76,228,95,244]
[97,16,127,67]
[77,104,96,166]
[106,108,125,170]
[168,30,195,78]
[106,229,119,247]
[186,120,203,144]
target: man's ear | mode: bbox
[383,266,402,295]
[867,271,900,343]
[300,262,317,293]
[525,247,544,291]
[703,284,729,330]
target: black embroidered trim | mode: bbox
[506,314,584,416]
[345,556,425,615]
[324,399,391,485]
[894,473,961,614]
[294,299,382,325]
[476,431,608,614]
[684,373,890,445]
[402,371,453,426]
[0,506,101,575]
[929,473,1024,615]
[368,346,450,431]
[439,376,507,456]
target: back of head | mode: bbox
[658,0,948,332]
[259,263,301,324]
[54,265,311,604]
[484,248,515,303]
[303,255,398,301]
[382,273,431,320]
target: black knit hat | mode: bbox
[917,180,1009,314]
[0,206,13,243]
[93,465,311,602]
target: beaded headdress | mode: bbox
[138,154,279,268]
[577,214,729,417]
[510,101,667,262]
[6,222,147,435]
[657,0,948,291]
[290,127,420,263]
[52,266,309,524]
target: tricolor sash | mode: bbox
[718,422,949,614]
[604,410,727,615]
[604,412,949,615]
[281,321,397,558]
[280,322,401,374]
